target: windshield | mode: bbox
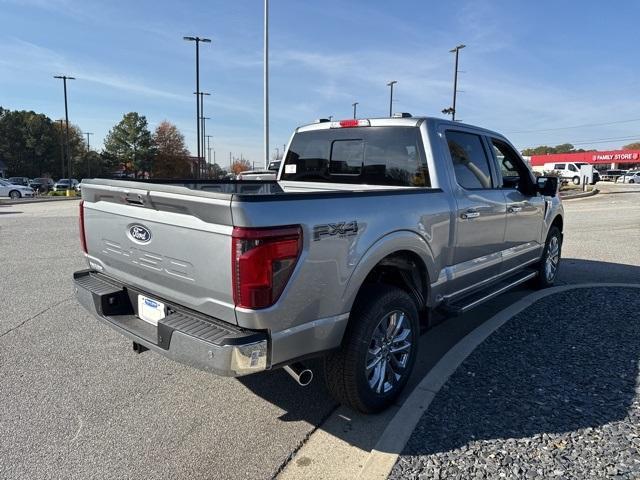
[281,126,429,187]
[0,179,9,186]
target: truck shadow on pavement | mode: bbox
[238,260,640,455]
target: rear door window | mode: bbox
[445,130,493,189]
[554,163,566,170]
[281,126,429,186]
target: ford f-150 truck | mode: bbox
[73,115,563,413]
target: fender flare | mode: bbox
[340,230,437,313]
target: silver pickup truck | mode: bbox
[73,116,563,413]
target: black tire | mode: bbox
[572,176,580,185]
[630,179,635,184]
[531,226,562,289]
[323,284,419,413]
[9,190,21,200]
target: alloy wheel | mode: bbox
[365,310,412,394]
[545,236,560,282]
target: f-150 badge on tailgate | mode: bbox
[313,221,358,241]
[129,224,152,244]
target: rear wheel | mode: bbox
[531,226,562,289]
[572,176,580,185]
[630,179,635,184]
[323,285,419,413]
[9,190,21,200]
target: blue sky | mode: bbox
[1,0,639,166]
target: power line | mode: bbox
[507,118,640,134]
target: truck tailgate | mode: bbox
[81,181,237,324]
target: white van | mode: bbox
[543,162,599,185]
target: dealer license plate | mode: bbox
[137,295,166,326]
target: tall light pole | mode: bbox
[184,36,211,178]
[53,75,75,184]
[352,102,358,119]
[386,80,397,117]
[195,91,211,174]
[205,134,213,165]
[85,132,93,177]
[57,119,65,179]
[264,0,269,169]
[202,117,210,166]
[447,44,465,121]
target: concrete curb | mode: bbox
[560,188,599,200]
[357,282,640,480]
[0,196,80,206]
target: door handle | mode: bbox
[507,205,522,213]
[461,210,480,219]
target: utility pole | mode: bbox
[85,132,93,177]
[184,36,211,178]
[53,75,75,185]
[352,102,358,119]
[386,80,397,117]
[264,0,269,169]
[443,44,466,121]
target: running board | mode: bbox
[439,270,537,316]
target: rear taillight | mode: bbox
[232,225,302,309]
[79,200,88,254]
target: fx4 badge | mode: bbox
[313,221,358,241]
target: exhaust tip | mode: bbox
[297,369,313,386]
[283,363,313,386]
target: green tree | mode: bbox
[152,121,190,178]
[0,108,84,178]
[103,112,154,177]
[622,142,640,150]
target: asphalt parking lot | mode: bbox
[1,183,638,479]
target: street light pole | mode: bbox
[205,135,213,165]
[57,119,65,179]
[386,80,397,117]
[352,102,358,119]
[450,44,465,121]
[85,132,93,177]
[184,36,211,178]
[53,75,75,185]
[195,91,211,175]
[264,0,269,169]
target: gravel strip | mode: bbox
[390,287,640,480]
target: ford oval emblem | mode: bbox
[129,224,152,243]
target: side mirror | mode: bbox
[536,176,559,197]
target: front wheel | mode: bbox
[572,176,580,185]
[531,226,562,289]
[630,179,635,184]
[9,190,21,200]
[323,285,419,413]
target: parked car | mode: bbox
[7,176,30,186]
[30,177,55,193]
[616,171,640,183]
[74,116,564,413]
[0,178,35,199]
[53,178,79,191]
[236,169,277,181]
[543,162,598,185]
[268,160,281,172]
